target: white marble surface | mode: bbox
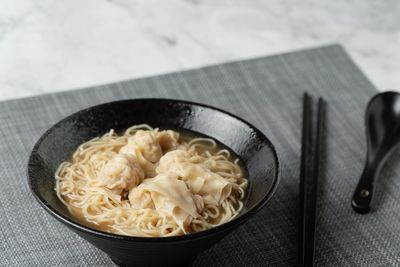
[1,0,399,101]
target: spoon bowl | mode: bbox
[352,91,400,214]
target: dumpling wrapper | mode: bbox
[129,173,199,231]
[120,130,180,177]
[157,150,232,205]
[157,130,180,152]
[95,154,144,194]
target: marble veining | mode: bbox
[0,0,399,101]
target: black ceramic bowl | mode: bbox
[28,99,279,267]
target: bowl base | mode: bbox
[110,255,197,267]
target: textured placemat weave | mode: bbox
[1,45,399,266]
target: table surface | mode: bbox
[1,0,399,102]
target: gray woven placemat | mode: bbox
[1,44,399,266]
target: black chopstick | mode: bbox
[298,94,326,267]
[299,93,312,266]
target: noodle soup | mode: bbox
[55,125,248,237]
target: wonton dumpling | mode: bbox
[129,173,198,231]
[156,149,190,170]
[157,150,232,205]
[119,130,180,178]
[157,130,179,152]
[120,130,163,163]
[95,154,144,194]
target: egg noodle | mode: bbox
[55,124,247,237]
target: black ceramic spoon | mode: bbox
[352,91,400,214]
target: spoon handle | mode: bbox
[351,163,377,214]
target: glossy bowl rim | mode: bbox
[27,98,280,243]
